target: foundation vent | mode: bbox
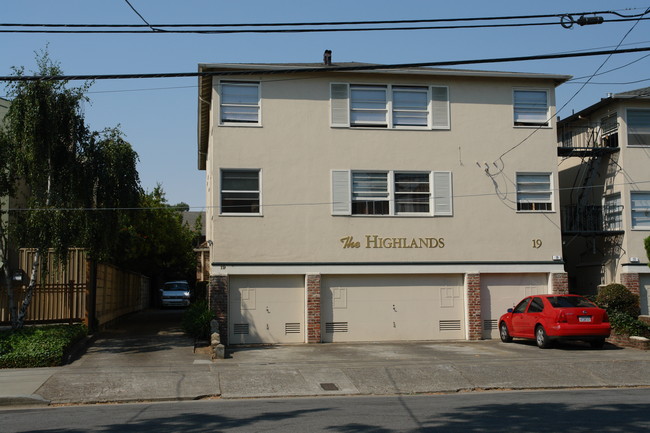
[233,323,250,335]
[285,323,301,334]
[439,320,462,331]
[483,319,497,331]
[325,322,349,333]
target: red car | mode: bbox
[498,294,611,349]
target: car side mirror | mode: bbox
[507,308,513,313]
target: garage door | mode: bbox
[229,275,305,344]
[480,274,547,339]
[641,274,650,316]
[321,274,464,342]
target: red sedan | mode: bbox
[498,294,611,348]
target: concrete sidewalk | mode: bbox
[1,309,649,407]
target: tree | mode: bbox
[645,236,650,268]
[0,50,141,329]
[115,185,196,287]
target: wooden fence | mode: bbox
[0,249,149,327]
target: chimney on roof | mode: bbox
[323,50,332,66]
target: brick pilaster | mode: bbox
[208,275,229,346]
[306,274,322,343]
[551,272,569,295]
[466,273,482,340]
[620,273,640,297]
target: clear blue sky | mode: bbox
[2,1,649,208]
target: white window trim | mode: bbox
[331,169,452,217]
[631,191,650,230]
[515,172,554,213]
[218,80,262,127]
[513,88,551,128]
[625,107,650,147]
[219,168,263,216]
[330,83,450,130]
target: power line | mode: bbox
[1,8,648,31]
[3,46,650,83]
[2,17,649,34]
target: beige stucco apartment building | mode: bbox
[557,87,650,315]
[197,61,571,345]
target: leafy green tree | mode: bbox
[645,236,650,268]
[115,185,196,286]
[0,51,141,329]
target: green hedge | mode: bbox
[0,324,88,368]
[181,300,215,340]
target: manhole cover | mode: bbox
[320,383,339,391]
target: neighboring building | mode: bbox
[181,210,210,282]
[557,87,650,314]
[198,60,571,345]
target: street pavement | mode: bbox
[1,309,649,407]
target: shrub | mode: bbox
[609,311,650,338]
[181,300,216,340]
[0,324,87,368]
[595,283,640,317]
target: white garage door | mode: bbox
[229,275,305,344]
[640,274,650,316]
[481,274,548,339]
[321,274,464,342]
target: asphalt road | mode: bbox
[2,388,649,432]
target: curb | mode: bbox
[0,394,50,407]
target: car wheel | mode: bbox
[535,325,552,349]
[499,322,513,343]
[590,338,606,349]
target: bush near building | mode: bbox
[595,283,649,338]
[0,324,87,368]
[181,300,215,340]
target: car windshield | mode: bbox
[547,296,597,308]
[164,283,189,291]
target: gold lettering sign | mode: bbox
[340,235,445,249]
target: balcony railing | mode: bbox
[561,205,624,235]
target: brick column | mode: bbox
[466,273,482,340]
[620,273,640,297]
[208,275,229,346]
[551,272,569,295]
[306,274,322,343]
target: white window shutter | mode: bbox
[433,171,453,216]
[330,83,350,127]
[431,86,450,129]
[331,170,351,215]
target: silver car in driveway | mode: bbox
[160,281,191,307]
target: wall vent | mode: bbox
[285,323,301,334]
[483,319,497,331]
[233,323,250,335]
[325,322,349,333]
[439,320,461,331]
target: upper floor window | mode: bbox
[220,169,260,214]
[513,89,549,127]
[603,193,622,231]
[627,108,650,146]
[631,191,650,229]
[331,170,452,216]
[331,83,449,130]
[219,81,260,125]
[516,173,553,212]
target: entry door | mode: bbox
[229,275,305,344]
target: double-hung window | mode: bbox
[513,89,549,127]
[332,170,452,216]
[220,169,260,214]
[627,109,650,146]
[603,193,622,231]
[331,83,449,129]
[631,191,650,229]
[219,81,260,125]
[516,173,553,212]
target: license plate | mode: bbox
[579,316,592,323]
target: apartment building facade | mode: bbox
[557,87,650,314]
[198,62,571,345]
